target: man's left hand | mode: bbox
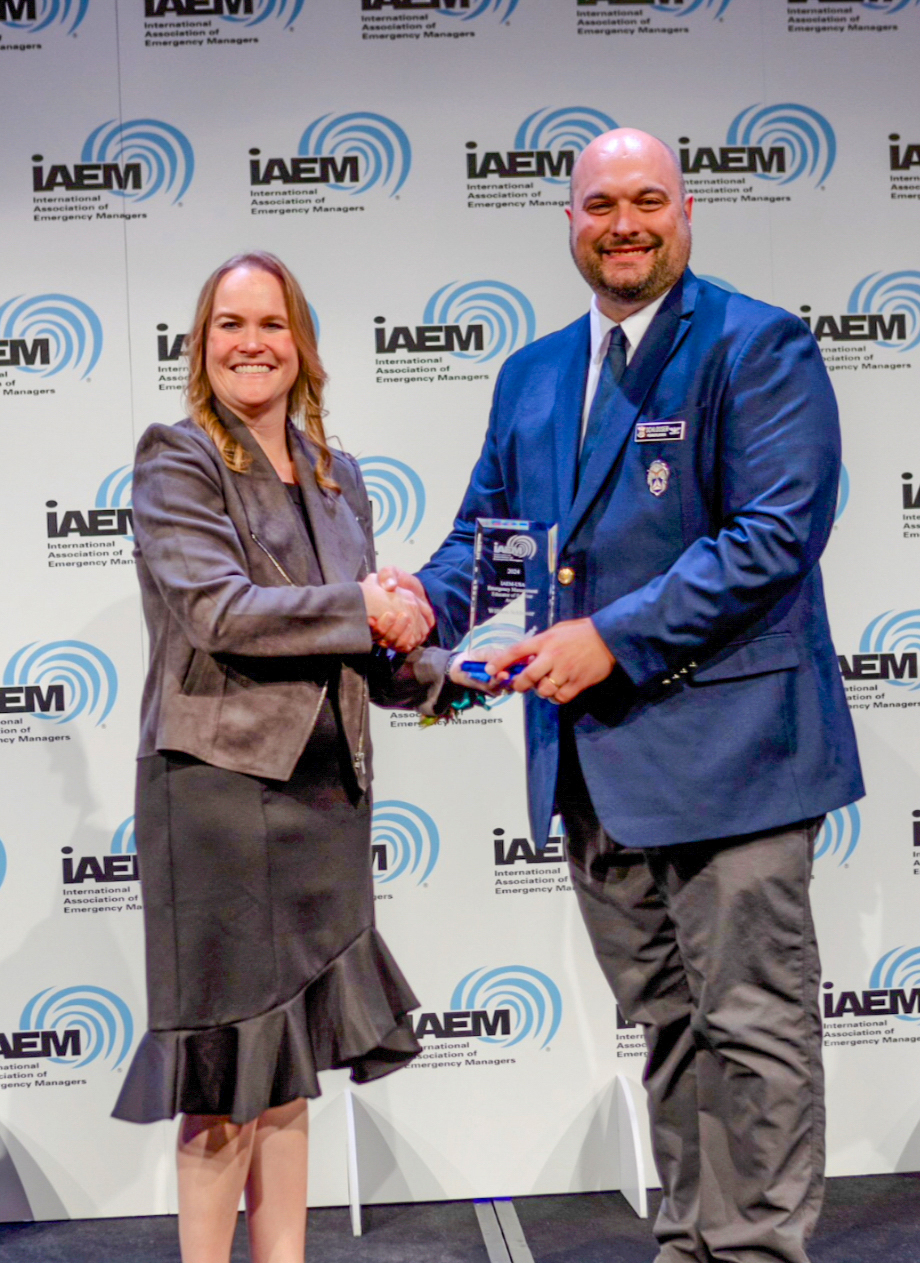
[488,618,616,704]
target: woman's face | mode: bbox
[206,266,299,427]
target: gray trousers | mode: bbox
[558,745,825,1263]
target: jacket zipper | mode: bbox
[252,530,367,778]
[354,678,368,779]
[251,532,296,586]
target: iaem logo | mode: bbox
[0,294,102,379]
[33,119,195,204]
[410,965,563,1047]
[1,640,118,724]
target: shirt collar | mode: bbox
[588,288,672,363]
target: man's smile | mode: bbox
[600,240,658,258]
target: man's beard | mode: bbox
[573,232,690,305]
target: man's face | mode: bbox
[567,135,693,317]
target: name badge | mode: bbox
[634,420,686,443]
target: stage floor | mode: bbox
[0,1174,917,1261]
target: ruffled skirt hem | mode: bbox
[112,926,420,1125]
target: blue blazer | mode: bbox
[419,272,863,848]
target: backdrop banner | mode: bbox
[1,0,919,1220]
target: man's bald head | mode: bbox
[570,129,686,207]
[566,127,693,321]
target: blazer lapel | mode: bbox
[289,430,368,583]
[215,403,313,587]
[549,317,591,525]
[561,274,697,551]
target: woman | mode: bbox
[113,252,473,1263]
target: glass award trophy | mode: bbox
[460,518,558,683]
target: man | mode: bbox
[397,129,863,1262]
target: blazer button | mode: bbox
[557,566,575,586]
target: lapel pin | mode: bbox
[647,459,671,497]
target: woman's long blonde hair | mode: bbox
[184,251,338,491]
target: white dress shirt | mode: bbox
[581,290,671,437]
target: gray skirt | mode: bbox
[112,699,420,1124]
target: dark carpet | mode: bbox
[514,1175,920,1262]
[0,1174,916,1261]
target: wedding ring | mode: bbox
[546,676,561,689]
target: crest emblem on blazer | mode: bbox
[647,459,671,497]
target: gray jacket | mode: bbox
[132,406,451,785]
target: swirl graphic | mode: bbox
[422,281,536,364]
[219,0,305,26]
[652,0,733,15]
[298,112,411,197]
[847,271,920,352]
[371,801,440,886]
[20,985,133,1068]
[513,107,617,184]
[861,0,916,11]
[3,640,118,725]
[858,611,920,691]
[80,119,195,204]
[836,464,849,523]
[814,804,860,866]
[457,621,525,655]
[0,839,6,891]
[698,275,739,294]
[356,456,425,540]
[95,465,133,510]
[869,946,920,1022]
[726,103,836,187]
[450,965,562,1049]
[438,0,520,21]
[93,466,133,540]
[0,293,102,380]
[110,816,136,856]
[307,303,320,343]
[0,0,88,33]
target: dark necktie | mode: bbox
[578,325,628,486]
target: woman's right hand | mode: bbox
[360,575,432,653]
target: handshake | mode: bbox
[359,566,500,691]
[360,566,435,654]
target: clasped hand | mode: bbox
[361,572,434,653]
[487,618,617,704]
